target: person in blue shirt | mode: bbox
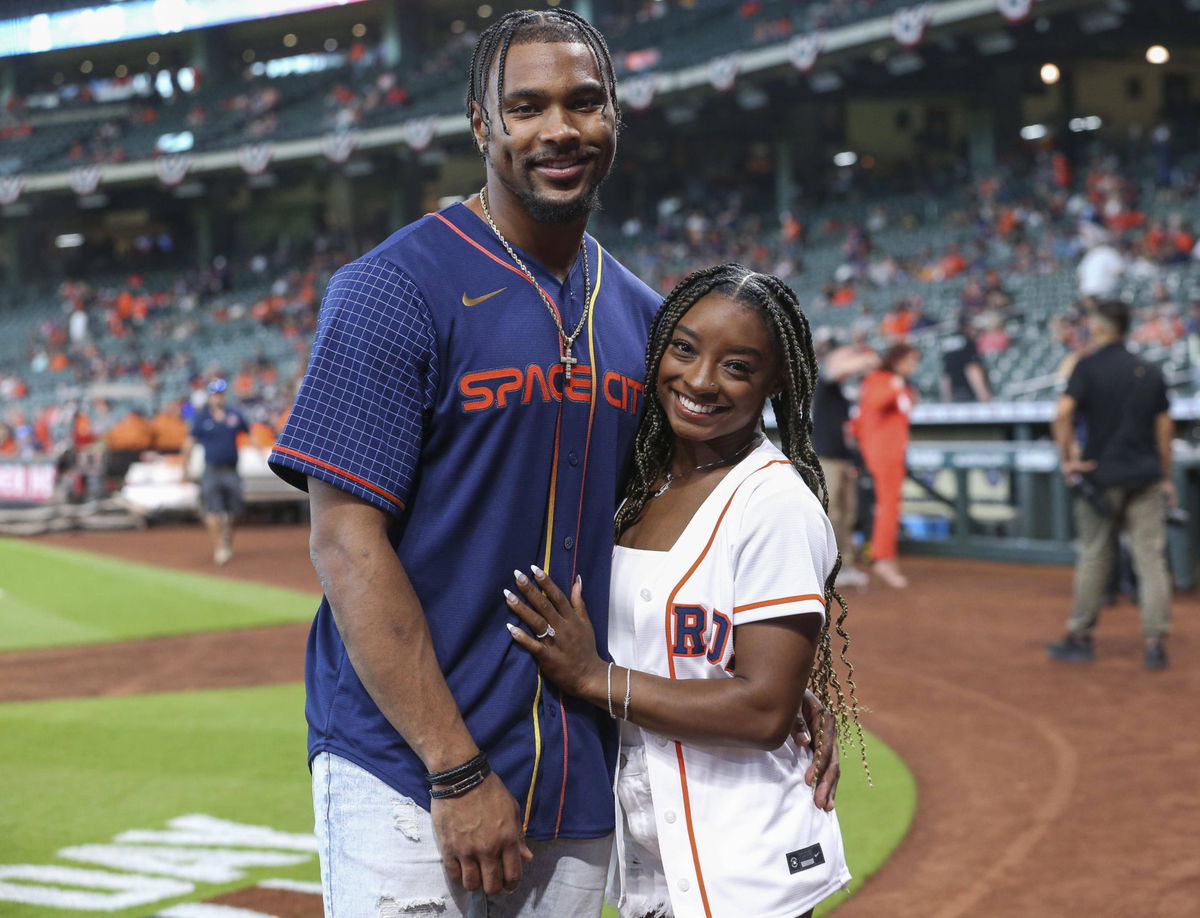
[182,378,249,565]
[269,9,840,917]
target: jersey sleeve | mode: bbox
[730,473,831,627]
[269,257,439,516]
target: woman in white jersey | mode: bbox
[506,264,865,918]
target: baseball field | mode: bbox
[2,523,1196,917]
[1,530,910,918]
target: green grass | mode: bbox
[0,542,915,915]
[0,684,316,918]
[0,539,318,651]
[0,683,912,917]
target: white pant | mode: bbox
[312,752,611,918]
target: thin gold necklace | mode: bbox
[652,434,764,498]
[478,187,592,381]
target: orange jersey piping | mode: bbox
[271,446,405,509]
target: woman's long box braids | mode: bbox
[616,264,870,783]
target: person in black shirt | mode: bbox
[1048,300,1174,670]
[939,318,991,403]
[813,333,878,589]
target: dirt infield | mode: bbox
[10,524,1200,917]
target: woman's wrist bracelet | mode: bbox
[424,752,488,788]
[607,661,616,719]
[623,665,632,721]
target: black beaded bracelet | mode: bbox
[428,760,492,799]
[424,752,489,788]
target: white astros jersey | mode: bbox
[609,438,851,918]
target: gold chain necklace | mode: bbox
[478,187,592,381]
[651,434,764,498]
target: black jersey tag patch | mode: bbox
[786,844,825,874]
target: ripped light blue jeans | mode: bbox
[311,752,611,918]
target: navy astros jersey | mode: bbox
[270,202,658,840]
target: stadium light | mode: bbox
[352,23,366,37]
[324,38,337,51]
[1020,123,1048,141]
[1146,45,1170,65]
[147,51,159,65]
[1068,115,1102,133]
[54,234,85,249]
[80,59,93,73]
[478,4,493,17]
[1040,62,1060,85]
[156,130,194,153]
[283,33,298,47]
[450,20,465,34]
[833,151,858,167]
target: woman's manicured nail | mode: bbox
[531,564,546,580]
[503,589,517,603]
[513,569,528,585]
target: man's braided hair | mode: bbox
[465,8,621,138]
[615,263,869,778]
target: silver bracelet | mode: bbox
[607,661,615,719]
[622,665,632,720]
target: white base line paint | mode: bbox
[257,878,323,894]
[59,844,309,883]
[0,814,318,912]
[0,865,192,910]
[115,815,318,852]
[153,904,280,917]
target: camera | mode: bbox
[1067,474,1114,517]
[1165,506,1189,527]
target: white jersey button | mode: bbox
[640,588,652,601]
[664,811,676,824]
[678,879,690,892]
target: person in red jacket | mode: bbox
[855,343,919,588]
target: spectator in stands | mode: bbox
[1076,223,1126,301]
[854,342,920,589]
[182,379,249,565]
[940,318,991,402]
[104,407,153,482]
[813,332,878,589]
[150,400,189,453]
[880,297,915,341]
[1048,299,1173,671]
[974,311,1011,356]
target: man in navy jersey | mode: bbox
[271,10,837,917]
[184,378,249,565]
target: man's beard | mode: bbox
[518,174,607,224]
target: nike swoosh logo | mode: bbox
[462,287,507,307]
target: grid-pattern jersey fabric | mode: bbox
[271,258,438,511]
[269,203,660,841]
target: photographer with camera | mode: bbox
[1048,299,1174,671]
